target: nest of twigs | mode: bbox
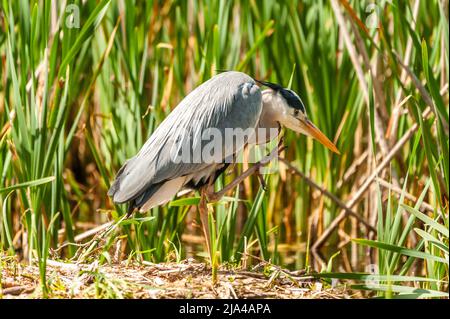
[1,256,353,299]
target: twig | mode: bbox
[207,140,285,202]
[312,107,432,250]
[53,220,115,254]
[337,150,369,188]
[2,286,35,296]
[74,221,114,242]
[46,259,79,271]
[280,158,376,233]
[75,214,128,263]
[238,252,304,287]
[375,177,435,212]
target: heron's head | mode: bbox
[256,80,340,154]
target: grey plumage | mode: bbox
[108,70,339,212]
[108,71,263,210]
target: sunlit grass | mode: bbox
[0,0,448,298]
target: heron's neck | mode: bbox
[259,90,283,129]
[254,90,282,143]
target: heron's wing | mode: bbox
[108,71,262,203]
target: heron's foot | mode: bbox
[205,141,285,202]
[277,134,286,155]
[205,191,221,203]
[126,205,136,218]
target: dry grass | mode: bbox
[1,1,448,299]
[1,255,353,299]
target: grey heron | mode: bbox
[108,71,339,253]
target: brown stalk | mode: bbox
[280,158,376,233]
[312,106,432,250]
[375,178,435,213]
[386,0,421,141]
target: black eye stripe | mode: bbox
[253,78,306,114]
[253,79,284,91]
[279,89,306,113]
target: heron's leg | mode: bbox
[198,186,212,257]
[126,203,136,218]
[207,139,286,202]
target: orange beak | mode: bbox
[303,119,340,154]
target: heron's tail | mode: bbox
[107,159,131,202]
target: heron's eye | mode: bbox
[294,109,300,117]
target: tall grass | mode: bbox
[0,0,448,298]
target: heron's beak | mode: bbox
[301,119,340,154]
[283,115,340,154]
